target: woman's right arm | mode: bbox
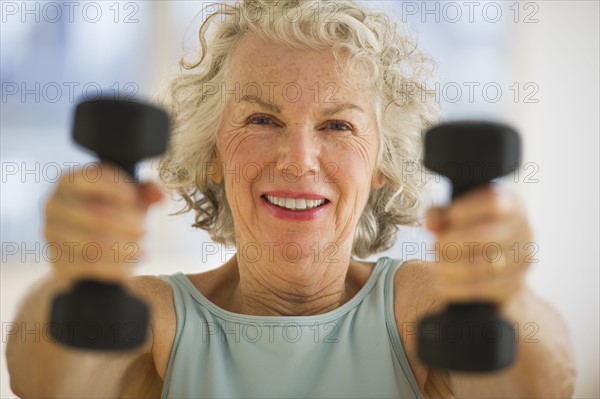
[6,163,164,398]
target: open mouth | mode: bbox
[262,195,329,211]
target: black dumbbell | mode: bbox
[49,99,170,350]
[417,121,520,371]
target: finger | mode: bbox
[138,181,164,206]
[444,186,521,230]
[437,214,525,254]
[435,269,527,304]
[432,252,519,284]
[425,207,447,233]
[48,241,139,283]
[45,223,144,267]
[435,219,533,280]
[45,225,143,263]
[46,197,146,242]
[58,164,141,209]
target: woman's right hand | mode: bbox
[43,162,163,285]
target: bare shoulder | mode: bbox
[393,259,439,313]
[126,274,174,309]
[392,260,449,395]
[125,275,176,381]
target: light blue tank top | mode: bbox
[159,257,422,398]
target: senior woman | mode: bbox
[7,0,575,398]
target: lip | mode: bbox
[260,194,330,221]
[261,191,327,200]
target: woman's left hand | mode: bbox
[425,185,535,309]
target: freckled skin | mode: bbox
[216,34,384,264]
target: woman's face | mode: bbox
[216,35,384,261]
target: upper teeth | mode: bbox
[265,195,326,210]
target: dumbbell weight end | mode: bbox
[50,280,149,350]
[418,303,516,372]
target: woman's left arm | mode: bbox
[425,186,577,398]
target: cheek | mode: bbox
[221,130,278,173]
[220,132,280,212]
[323,139,379,184]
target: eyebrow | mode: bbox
[240,95,281,113]
[238,95,366,117]
[321,103,366,117]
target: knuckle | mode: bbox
[93,216,113,234]
[488,191,513,217]
[60,167,84,187]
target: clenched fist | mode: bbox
[43,162,163,284]
[425,185,535,308]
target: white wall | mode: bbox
[510,2,599,396]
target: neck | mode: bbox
[230,242,360,316]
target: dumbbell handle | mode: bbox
[110,161,137,182]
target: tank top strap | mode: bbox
[382,258,423,397]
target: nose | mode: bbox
[276,125,319,178]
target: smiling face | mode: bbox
[215,35,384,262]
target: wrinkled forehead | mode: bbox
[226,35,374,104]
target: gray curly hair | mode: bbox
[158,0,440,259]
